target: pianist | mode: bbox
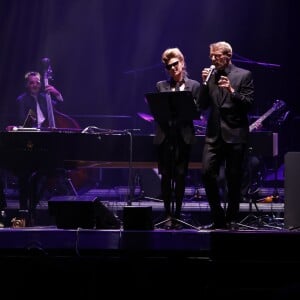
[16,71,63,128]
[5,71,64,225]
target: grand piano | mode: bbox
[0,130,278,171]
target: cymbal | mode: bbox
[137,112,154,122]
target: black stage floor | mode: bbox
[1,226,300,299]
[1,197,300,299]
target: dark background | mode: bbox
[0,0,299,155]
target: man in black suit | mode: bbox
[16,71,63,128]
[198,41,254,230]
[10,71,64,226]
[154,47,200,228]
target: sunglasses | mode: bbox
[165,60,179,70]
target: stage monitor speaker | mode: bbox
[123,206,153,230]
[48,196,120,229]
[284,152,300,229]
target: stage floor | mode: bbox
[1,225,300,299]
[3,197,285,231]
[1,196,300,300]
[0,195,292,261]
[0,224,298,256]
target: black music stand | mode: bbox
[145,91,200,230]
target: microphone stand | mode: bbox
[125,130,134,206]
[81,127,139,206]
[118,128,141,206]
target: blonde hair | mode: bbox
[161,48,184,64]
[210,41,233,57]
[24,71,41,82]
[161,47,187,76]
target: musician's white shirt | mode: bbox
[32,95,45,128]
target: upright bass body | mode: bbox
[41,58,93,192]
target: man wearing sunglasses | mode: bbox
[154,47,200,229]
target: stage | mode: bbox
[1,224,300,299]
[1,189,299,299]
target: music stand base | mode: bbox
[154,216,199,230]
[142,196,163,202]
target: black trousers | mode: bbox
[202,140,247,225]
[158,135,191,218]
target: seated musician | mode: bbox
[3,71,65,226]
[16,71,63,128]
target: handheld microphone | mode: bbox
[203,65,215,85]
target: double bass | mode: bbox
[41,58,81,130]
[41,58,90,191]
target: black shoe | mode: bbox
[200,222,227,230]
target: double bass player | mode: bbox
[2,63,78,227]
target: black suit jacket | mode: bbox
[198,64,254,144]
[153,78,200,145]
[16,92,61,127]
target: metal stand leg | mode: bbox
[154,178,199,231]
[154,215,199,230]
[236,152,284,230]
[54,169,79,196]
[66,175,78,196]
[133,170,163,202]
[237,196,283,230]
